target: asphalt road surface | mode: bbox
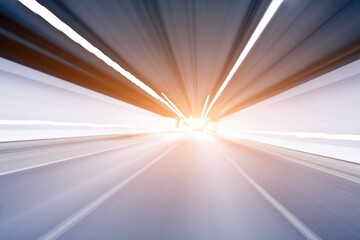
[1,133,359,240]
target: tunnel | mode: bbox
[1,0,360,239]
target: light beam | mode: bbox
[18,0,183,118]
[161,93,186,119]
[200,95,210,119]
[204,0,283,118]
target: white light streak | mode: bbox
[200,95,210,119]
[18,0,182,118]
[0,119,137,129]
[161,93,186,119]
[234,130,360,142]
[204,0,283,118]
[219,132,360,164]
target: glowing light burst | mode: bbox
[187,131,211,141]
[177,118,212,133]
[204,0,283,118]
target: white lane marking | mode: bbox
[216,146,321,240]
[0,139,149,177]
[39,140,183,240]
[244,143,360,185]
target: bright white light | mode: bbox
[220,131,360,164]
[234,130,360,142]
[200,95,210,119]
[204,0,283,118]
[178,118,210,132]
[161,93,186,119]
[0,119,137,128]
[188,131,210,141]
[189,118,207,130]
[18,0,183,118]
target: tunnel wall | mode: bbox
[216,59,360,163]
[0,58,175,142]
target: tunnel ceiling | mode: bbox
[1,0,359,119]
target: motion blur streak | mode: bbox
[0,120,136,129]
[161,93,186,119]
[216,146,321,240]
[39,140,183,240]
[200,95,210,119]
[17,0,182,118]
[0,57,175,141]
[1,0,360,240]
[217,59,360,163]
[204,0,283,118]
[231,130,360,142]
[1,135,360,239]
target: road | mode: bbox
[0,133,360,240]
